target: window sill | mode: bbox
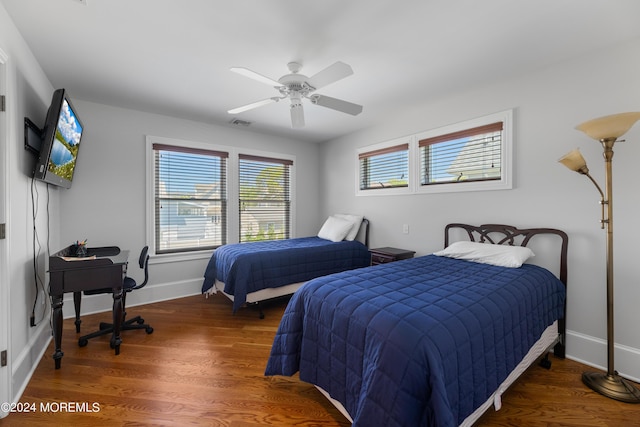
[149,249,213,265]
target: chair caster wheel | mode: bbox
[78,338,88,347]
[145,326,154,334]
[137,318,145,324]
[110,337,122,350]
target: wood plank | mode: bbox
[4,294,640,426]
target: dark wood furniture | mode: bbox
[369,246,415,265]
[444,223,568,359]
[48,246,129,369]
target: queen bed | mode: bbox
[202,215,371,315]
[265,223,568,426]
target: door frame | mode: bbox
[0,47,11,417]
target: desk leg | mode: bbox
[110,287,123,355]
[73,292,82,333]
[51,295,64,369]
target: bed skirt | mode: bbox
[315,320,560,426]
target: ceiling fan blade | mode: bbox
[305,61,353,90]
[310,95,363,116]
[230,67,283,87]
[227,97,280,114]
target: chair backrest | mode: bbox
[133,246,150,290]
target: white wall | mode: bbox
[320,38,640,381]
[1,1,322,408]
[57,101,322,317]
[0,2,60,412]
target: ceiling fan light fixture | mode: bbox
[290,93,305,128]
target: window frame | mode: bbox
[152,142,229,255]
[414,109,513,194]
[355,136,414,197]
[146,136,296,261]
[238,153,293,243]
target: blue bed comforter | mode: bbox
[202,237,371,312]
[265,255,566,427]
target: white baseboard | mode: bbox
[566,329,640,383]
[10,321,51,404]
[61,277,203,319]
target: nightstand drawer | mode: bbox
[370,247,415,266]
[371,253,396,264]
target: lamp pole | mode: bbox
[559,111,640,403]
[602,138,614,379]
[580,137,640,403]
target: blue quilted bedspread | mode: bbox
[202,237,371,312]
[265,255,565,426]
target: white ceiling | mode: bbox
[3,0,640,143]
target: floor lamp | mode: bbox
[558,111,640,403]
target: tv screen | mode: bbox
[33,89,84,189]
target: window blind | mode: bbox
[238,154,292,242]
[153,144,228,253]
[419,122,503,185]
[358,143,409,190]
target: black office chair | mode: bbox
[78,246,153,349]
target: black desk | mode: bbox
[49,246,129,369]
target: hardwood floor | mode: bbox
[3,294,640,426]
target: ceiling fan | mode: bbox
[227,61,363,128]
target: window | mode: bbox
[358,141,409,191]
[355,110,513,196]
[148,137,297,257]
[153,143,227,254]
[416,110,512,193]
[419,121,503,186]
[239,154,292,242]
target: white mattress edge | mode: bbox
[212,279,304,304]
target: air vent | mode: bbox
[229,118,252,127]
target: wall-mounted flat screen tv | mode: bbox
[33,88,84,189]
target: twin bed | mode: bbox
[201,216,371,316]
[264,223,568,426]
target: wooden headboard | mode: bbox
[444,223,569,358]
[360,218,370,248]
[444,223,568,285]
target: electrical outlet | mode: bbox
[402,224,409,234]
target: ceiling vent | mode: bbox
[229,118,252,127]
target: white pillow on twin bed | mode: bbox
[433,241,535,268]
[333,213,364,241]
[317,215,354,242]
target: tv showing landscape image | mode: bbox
[47,99,83,181]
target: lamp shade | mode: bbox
[558,148,588,173]
[576,112,640,140]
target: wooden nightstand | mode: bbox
[370,247,416,266]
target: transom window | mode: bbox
[356,109,512,196]
[419,121,503,186]
[358,142,409,191]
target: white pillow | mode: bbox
[317,216,353,242]
[433,241,534,268]
[333,213,364,241]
